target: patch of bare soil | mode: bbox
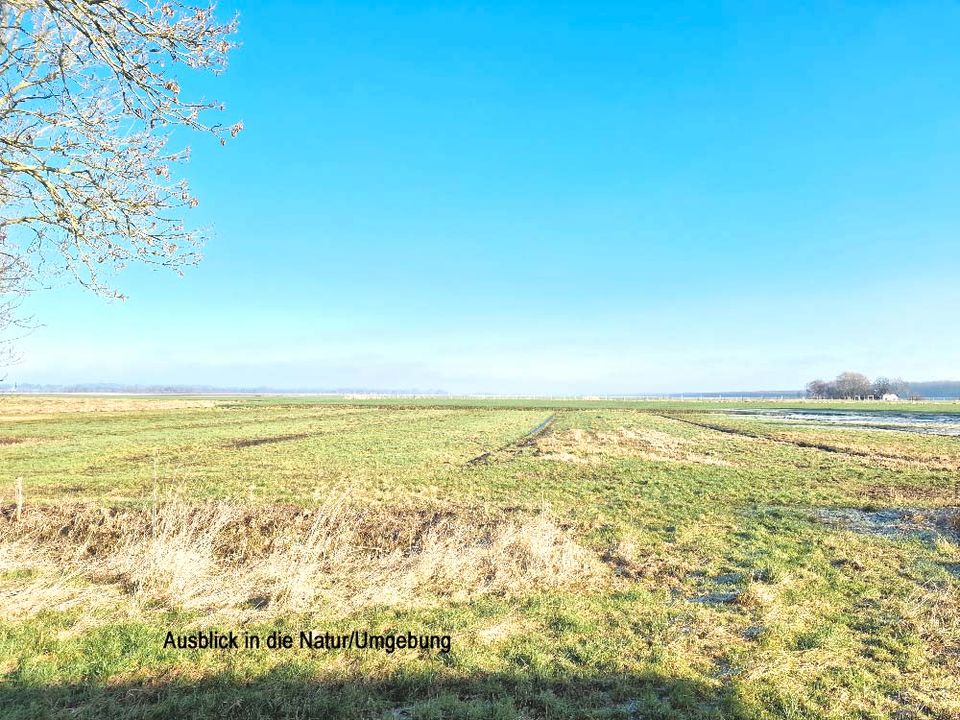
[600,539,692,587]
[859,482,959,505]
[228,433,311,448]
[813,507,960,545]
[466,414,556,465]
[0,437,33,445]
[536,428,733,467]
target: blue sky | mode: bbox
[11,0,960,393]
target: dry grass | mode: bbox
[0,495,607,622]
[0,542,123,617]
[536,427,733,466]
[0,395,215,421]
[600,538,693,588]
[474,615,537,645]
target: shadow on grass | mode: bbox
[0,665,752,720]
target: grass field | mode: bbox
[1,396,958,719]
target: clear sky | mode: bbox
[10,1,960,393]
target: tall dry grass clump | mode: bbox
[0,539,116,618]
[105,499,241,610]
[247,497,605,612]
[268,509,603,612]
[0,493,606,622]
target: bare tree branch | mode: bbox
[0,0,239,366]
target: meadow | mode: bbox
[1,395,958,719]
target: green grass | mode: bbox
[1,396,958,719]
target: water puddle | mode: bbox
[719,409,960,436]
[813,507,960,545]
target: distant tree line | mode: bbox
[806,373,909,400]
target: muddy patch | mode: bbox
[813,507,960,545]
[467,414,556,465]
[228,433,311,449]
[858,482,959,505]
[536,428,733,467]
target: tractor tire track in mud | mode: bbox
[658,414,930,465]
[467,414,557,466]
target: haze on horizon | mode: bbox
[8,1,960,395]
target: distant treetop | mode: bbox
[806,373,909,400]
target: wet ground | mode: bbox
[813,507,960,545]
[719,408,960,436]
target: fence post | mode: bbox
[15,476,23,521]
